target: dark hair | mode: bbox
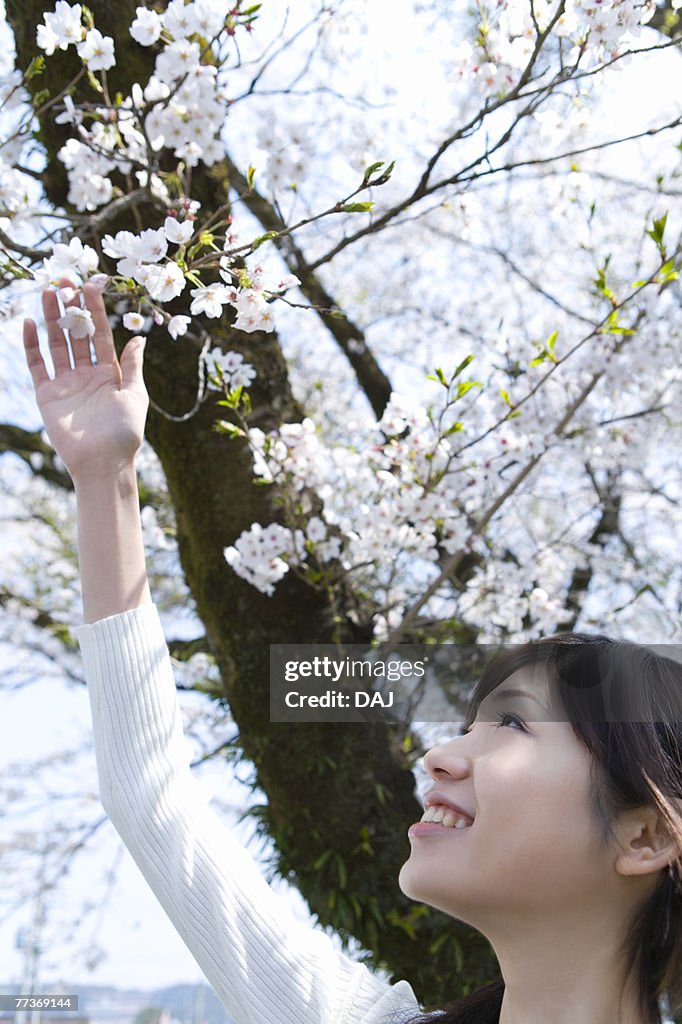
[414,633,682,1024]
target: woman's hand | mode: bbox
[24,279,153,621]
[23,279,149,485]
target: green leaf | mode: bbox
[374,781,390,807]
[25,56,45,80]
[335,853,347,890]
[367,899,384,928]
[251,230,279,250]
[348,893,362,921]
[599,310,636,336]
[593,262,615,302]
[528,330,559,366]
[312,848,333,871]
[371,159,396,185]
[217,394,239,409]
[655,258,679,286]
[547,330,558,356]
[429,931,451,955]
[186,243,203,262]
[500,389,513,408]
[246,165,256,189]
[339,201,375,213]
[352,826,375,857]
[444,421,464,435]
[646,212,668,248]
[453,354,474,378]
[455,380,478,398]
[0,258,33,280]
[362,159,396,186]
[362,161,385,182]
[87,70,103,94]
[213,421,245,439]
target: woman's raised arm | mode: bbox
[23,280,151,623]
[23,281,420,1024]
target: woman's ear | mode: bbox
[614,806,679,878]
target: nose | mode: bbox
[423,737,471,781]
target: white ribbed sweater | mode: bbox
[75,603,420,1024]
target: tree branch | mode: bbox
[0,423,73,490]
[225,155,393,418]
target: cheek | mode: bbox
[480,768,600,876]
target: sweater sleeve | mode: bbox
[75,604,419,1024]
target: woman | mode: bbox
[23,281,682,1024]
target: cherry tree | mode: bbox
[0,0,681,1008]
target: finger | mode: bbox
[42,286,72,373]
[59,282,94,368]
[120,335,147,392]
[23,318,50,388]
[82,281,116,366]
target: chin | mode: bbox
[397,861,411,896]
[398,861,476,925]
[398,858,428,902]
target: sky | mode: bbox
[1,0,681,1000]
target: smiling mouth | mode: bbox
[420,805,473,829]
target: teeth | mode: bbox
[421,805,473,828]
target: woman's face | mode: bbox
[399,665,619,935]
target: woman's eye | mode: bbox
[496,711,527,732]
[458,712,527,736]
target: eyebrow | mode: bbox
[481,688,552,714]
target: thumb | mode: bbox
[120,335,146,389]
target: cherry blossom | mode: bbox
[224,523,305,596]
[168,315,192,340]
[123,312,146,332]
[129,7,163,47]
[140,261,186,301]
[57,305,95,339]
[43,238,99,283]
[190,284,233,319]
[77,28,115,71]
[163,0,200,40]
[36,2,84,54]
[3,0,680,645]
[164,217,194,246]
[205,349,256,391]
